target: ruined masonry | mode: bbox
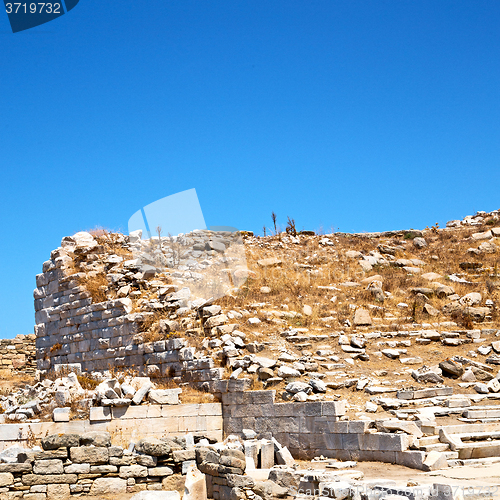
[5,208,500,497]
[0,335,35,374]
[33,243,221,388]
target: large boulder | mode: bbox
[258,368,275,380]
[119,465,148,478]
[132,381,153,405]
[460,292,482,306]
[422,451,448,471]
[412,367,443,384]
[135,437,172,457]
[413,237,427,249]
[148,388,182,405]
[285,382,311,394]
[466,307,490,321]
[254,357,277,369]
[423,304,439,316]
[33,459,64,475]
[253,480,289,500]
[0,473,14,487]
[277,366,301,378]
[183,463,207,500]
[41,434,80,451]
[439,359,464,378]
[70,446,109,464]
[47,484,70,500]
[309,379,327,393]
[436,285,455,298]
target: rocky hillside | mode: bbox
[29,208,500,417]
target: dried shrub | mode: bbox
[486,280,497,295]
[42,364,81,382]
[271,212,278,235]
[87,226,110,237]
[77,374,100,390]
[248,372,264,391]
[26,426,37,448]
[139,311,178,343]
[78,272,108,303]
[286,216,297,237]
[49,343,62,353]
[0,370,29,403]
[452,309,474,330]
[94,231,133,259]
[179,385,216,404]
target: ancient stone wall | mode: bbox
[33,248,223,387]
[0,335,36,375]
[0,429,199,497]
[0,402,223,451]
[33,250,139,373]
[222,390,426,469]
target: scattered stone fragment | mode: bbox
[439,359,464,378]
[353,308,372,326]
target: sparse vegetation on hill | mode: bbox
[46,208,500,412]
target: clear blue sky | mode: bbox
[1,1,499,339]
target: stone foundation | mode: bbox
[0,403,223,452]
[222,390,425,469]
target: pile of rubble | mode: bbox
[0,374,181,423]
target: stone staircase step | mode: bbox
[417,436,440,446]
[397,387,453,400]
[438,422,500,435]
[454,430,500,441]
[464,408,500,419]
[419,443,450,452]
[447,456,500,467]
[456,439,500,460]
[458,417,500,423]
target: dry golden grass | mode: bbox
[138,311,181,343]
[77,272,109,303]
[218,222,500,332]
[0,369,35,396]
[94,231,133,259]
[77,373,100,390]
[48,221,500,372]
[179,385,217,404]
[107,366,140,383]
[49,342,62,353]
[151,376,217,403]
[248,372,264,391]
[87,226,112,237]
[62,254,84,277]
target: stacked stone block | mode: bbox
[222,390,426,469]
[0,431,197,498]
[0,335,36,374]
[33,249,223,387]
[0,403,223,452]
[197,446,253,500]
[33,248,138,373]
